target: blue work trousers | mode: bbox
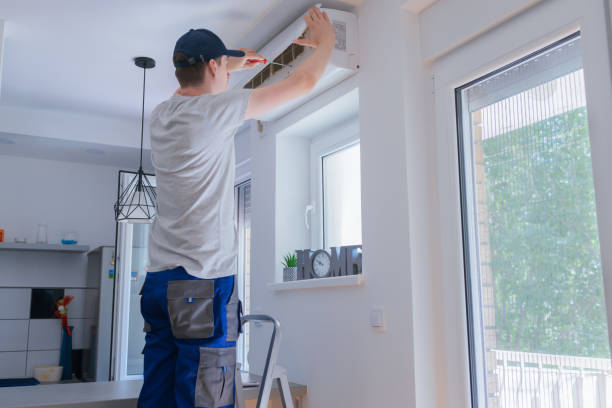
[138,267,241,408]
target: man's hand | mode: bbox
[244,6,336,121]
[293,7,336,48]
[227,48,265,72]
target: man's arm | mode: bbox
[244,6,336,121]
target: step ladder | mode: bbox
[235,315,294,408]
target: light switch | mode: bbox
[370,306,385,332]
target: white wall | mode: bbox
[247,0,612,407]
[400,11,446,408]
[247,1,435,406]
[0,155,118,251]
[0,104,144,149]
[419,0,545,61]
[274,132,311,280]
[0,152,113,285]
[0,155,122,379]
[0,20,5,98]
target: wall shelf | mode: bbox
[268,274,364,291]
[0,243,90,253]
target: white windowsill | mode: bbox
[268,274,364,291]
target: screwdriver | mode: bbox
[247,58,293,68]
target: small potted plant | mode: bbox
[282,253,298,282]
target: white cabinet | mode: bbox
[87,246,114,381]
[28,319,62,350]
[0,288,31,319]
[0,320,29,351]
[0,352,27,378]
[26,350,60,377]
[65,288,87,318]
[85,288,99,319]
[63,288,99,319]
[71,318,97,350]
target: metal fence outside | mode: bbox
[492,349,612,407]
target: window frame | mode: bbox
[234,179,251,371]
[309,119,360,250]
[455,32,585,407]
[428,2,612,406]
[111,170,156,381]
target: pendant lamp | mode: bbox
[114,57,157,223]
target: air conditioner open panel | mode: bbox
[229,7,359,122]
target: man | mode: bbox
[139,6,335,408]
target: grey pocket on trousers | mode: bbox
[195,347,236,408]
[167,280,214,339]
[225,278,240,342]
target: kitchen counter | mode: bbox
[0,376,307,408]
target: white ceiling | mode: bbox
[0,0,356,119]
[0,0,281,118]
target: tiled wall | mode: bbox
[0,287,98,379]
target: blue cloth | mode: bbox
[0,378,39,387]
[138,267,237,408]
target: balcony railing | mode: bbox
[491,349,612,408]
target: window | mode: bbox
[456,34,611,407]
[310,122,362,249]
[235,180,251,371]
[322,143,362,248]
[112,171,155,380]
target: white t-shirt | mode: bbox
[148,88,252,279]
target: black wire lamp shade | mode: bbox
[114,57,157,224]
[115,170,157,223]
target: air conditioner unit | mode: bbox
[228,6,359,122]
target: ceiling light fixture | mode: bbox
[114,57,157,223]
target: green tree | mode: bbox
[481,106,609,358]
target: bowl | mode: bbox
[33,366,63,383]
[60,231,79,245]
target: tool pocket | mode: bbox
[195,347,236,408]
[167,280,214,339]
[225,278,241,342]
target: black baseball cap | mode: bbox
[173,29,245,67]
